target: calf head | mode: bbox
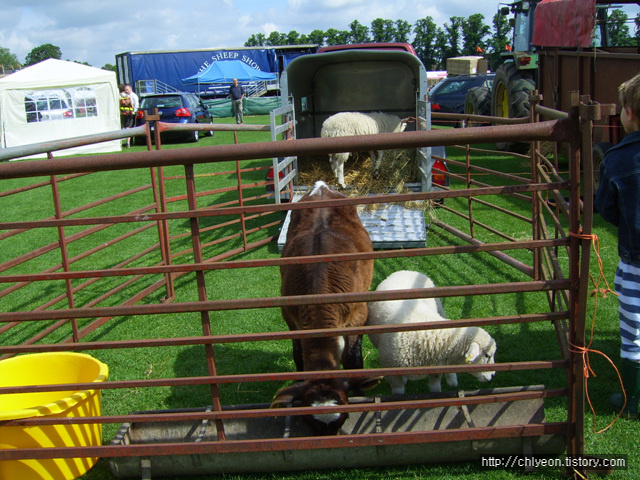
[271,377,380,435]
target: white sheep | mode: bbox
[320,112,407,188]
[367,270,497,394]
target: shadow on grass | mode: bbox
[166,343,290,409]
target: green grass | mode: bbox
[1,118,637,479]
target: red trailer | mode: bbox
[532,0,640,179]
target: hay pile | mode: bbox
[296,149,430,211]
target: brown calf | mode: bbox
[272,181,378,435]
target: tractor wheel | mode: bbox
[491,62,535,151]
[464,86,491,127]
[492,62,535,119]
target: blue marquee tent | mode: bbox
[181,60,277,85]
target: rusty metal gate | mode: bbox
[0,95,605,479]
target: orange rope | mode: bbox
[568,232,624,433]
[571,232,617,300]
[568,342,627,433]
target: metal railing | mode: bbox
[0,96,605,478]
[135,79,180,95]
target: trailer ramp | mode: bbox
[277,189,427,251]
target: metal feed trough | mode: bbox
[0,94,604,479]
[109,386,564,477]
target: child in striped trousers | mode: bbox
[596,72,640,419]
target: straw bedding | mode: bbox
[296,150,428,211]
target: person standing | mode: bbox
[124,84,139,113]
[118,84,135,147]
[228,78,245,124]
[595,72,640,419]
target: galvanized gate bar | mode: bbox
[0,120,568,179]
[2,387,569,427]
[0,238,569,284]
[1,422,568,461]
[0,279,571,323]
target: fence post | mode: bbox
[150,166,175,300]
[530,90,543,281]
[50,173,79,342]
[184,163,226,440]
[566,93,588,472]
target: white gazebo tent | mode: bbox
[0,58,122,158]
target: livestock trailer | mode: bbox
[273,49,446,249]
[280,49,429,142]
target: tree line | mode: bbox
[245,10,640,70]
[0,43,116,72]
[1,9,638,73]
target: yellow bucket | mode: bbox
[0,352,109,480]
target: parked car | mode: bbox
[24,91,74,123]
[134,92,214,143]
[428,73,494,126]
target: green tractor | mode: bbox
[464,1,539,124]
[463,0,539,150]
[489,1,539,121]
[467,0,640,122]
[484,0,621,120]
[465,0,636,153]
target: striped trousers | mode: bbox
[615,260,640,361]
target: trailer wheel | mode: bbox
[592,142,613,191]
[492,62,535,151]
[464,86,491,127]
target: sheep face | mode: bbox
[465,335,497,383]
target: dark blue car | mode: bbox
[134,92,214,143]
[429,73,494,126]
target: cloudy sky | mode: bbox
[2,0,638,68]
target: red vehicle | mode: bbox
[316,42,417,55]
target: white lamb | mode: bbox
[320,112,407,188]
[367,270,497,394]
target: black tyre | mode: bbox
[491,62,535,152]
[187,129,199,143]
[206,120,215,137]
[592,142,614,191]
[491,62,535,120]
[464,86,491,127]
